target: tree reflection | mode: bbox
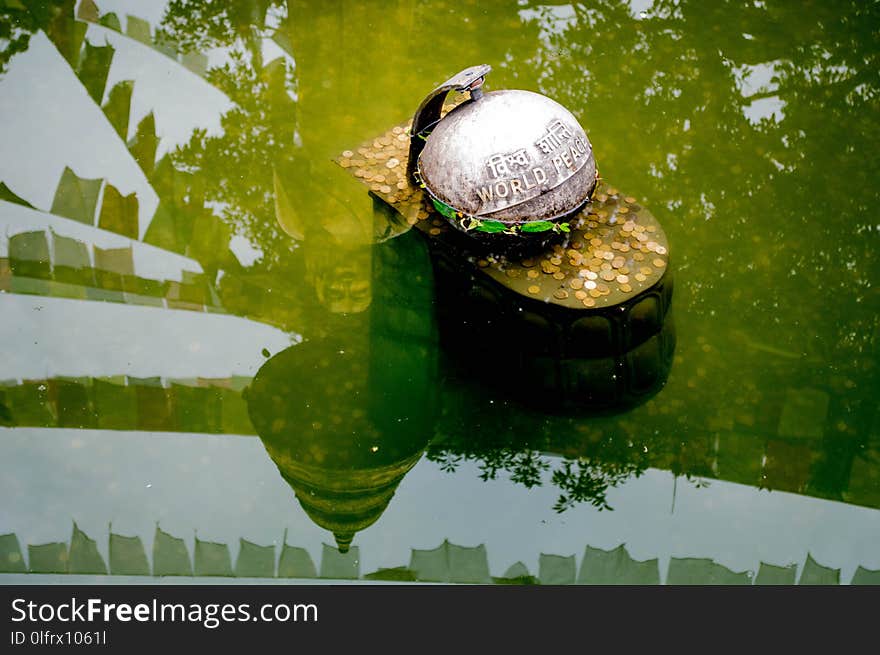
[511,0,880,463]
[1,1,82,75]
[105,0,877,511]
[158,0,286,59]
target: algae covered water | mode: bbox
[0,0,878,584]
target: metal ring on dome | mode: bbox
[413,160,599,236]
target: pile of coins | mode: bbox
[337,118,670,311]
[479,191,670,309]
[338,123,418,208]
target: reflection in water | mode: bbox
[273,167,375,315]
[0,0,878,583]
[4,521,879,584]
[247,339,433,553]
[247,227,439,551]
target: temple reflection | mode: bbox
[246,218,440,551]
[2,523,877,585]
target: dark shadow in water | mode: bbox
[245,227,440,551]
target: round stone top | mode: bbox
[417,89,597,224]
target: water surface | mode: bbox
[0,0,878,585]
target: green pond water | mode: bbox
[0,0,878,585]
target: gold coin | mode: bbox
[342,150,354,158]
[584,280,597,290]
[601,270,616,281]
[506,269,519,278]
[646,225,657,233]
[601,262,612,271]
[640,266,652,275]
[569,277,584,290]
[528,285,540,294]
[619,244,630,253]
[429,228,441,236]
[584,270,598,280]
[607,187,619,195]
[386,158,400,168]
[603,252,614,261]
[635,273,646,282]
[589,289,601,298]
[624,196,636,203]
[527,269,539,279]
[380,185,392,194]
[597,194,608,202]
[656,246,667,255]
[612,256,625,269]
[634,224,646,233]
[619,266,630,275]
[583,297,596,307]
[397,181,407,190]
[653,258,666,267]
[597,283,609,293]
[616,274,629,284]
[477,259,489,268]
[553,289,569,300]
[550,256,562,266]
[521,258,536,268]
[617,206,629,214]
[339,159,351,168]
[552,271,565,280]
[633,252,645,261]
[620,283,632,293]
[590,238,602,247]
[575,290,587,300]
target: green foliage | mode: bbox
[169,48,298,267]
[519,220,554,233]
[156,0,286,54]
[431,198,457,220]
[475,220,506,233]
[0,0,72,76]
[551,458,644,513]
